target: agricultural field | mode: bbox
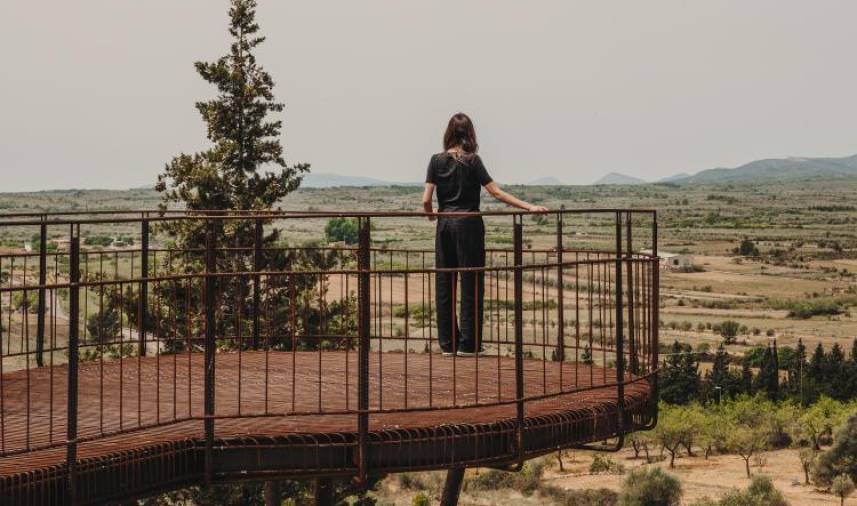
[2,179,857,504]
[2,177,856,356]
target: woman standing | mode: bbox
[422,113,547,356]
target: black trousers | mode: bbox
[435,217,485,352]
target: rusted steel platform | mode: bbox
[0,351,652,504]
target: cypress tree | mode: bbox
[152,0,317,353]
[740,357,754,395]
[156,0,309,249]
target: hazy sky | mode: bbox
[2,1,857,191]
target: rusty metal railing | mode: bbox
[0,209,658,504]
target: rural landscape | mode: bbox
[2,171,857,505]
[3,0,857,505]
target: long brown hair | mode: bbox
[443,113,479,155]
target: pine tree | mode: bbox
[788,339,807,392]
[827,343,846,400]
[152,0,320,353]
[661,341,700,404]
[809,343,825,378]
[741,357,754,395]
[850,338,857,365]
[156,0,309,250]
[755,345,773,397]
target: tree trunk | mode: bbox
[314,478,334,506]
[669,451,676,468]
[263,481,280,506]
[557,450,565,472]
[803,465,809,485]
[744,456,751,478]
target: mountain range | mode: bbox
[593,172,646,185]
[592,153,857,186]
[243,153,857,189]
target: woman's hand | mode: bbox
[528,204,548,212]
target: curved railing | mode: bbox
[0,209,658,503]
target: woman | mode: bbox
[422,113,547,356]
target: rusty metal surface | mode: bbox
[0,353,652,504]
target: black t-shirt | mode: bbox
[425,153,493,212]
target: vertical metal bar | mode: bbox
[357,217,371,484]
[626,212,637,375]
[36,219,47,367]
[252,219,262,350]
[555,212,564,362]
[651,213,660,421]
[138,217,149,357]
[204,221,217,486]
[614,213,625,440]
[513,215,525,463]
[66,225,80,504]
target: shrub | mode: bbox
[465,458,545,495]
[590,454,624,474]
[325,217,359,244]
[542,485,618,506]
[814,412,857,485]
[716,476,788,506]
[832,474,855,506]
[619,467,682,506]
[411,491,431,506]
[720,320,741,344]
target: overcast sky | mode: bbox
[2,1,856,191]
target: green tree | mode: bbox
[151,0,315,355]
[740,358,754,395]
[325,217,359,244]
[798,448,818,485]
[619,467,682,506]
[832,474,855,506]
[720,320,741,344]
[156,0,309,249]
[660,341,700,405]
[797,397,844,451]
[723,396,773,477]
[736,239,759,257]
[717,475,788,506]
[655,404,693,468]
[815,412,857,485]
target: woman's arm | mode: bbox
[422,183,436,220]
[484,182,548,212]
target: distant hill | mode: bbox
[527,176,564,186]
[669,154,857,185]
[301,173,415,188]
[658,172,691,183]
[594,172,646,185]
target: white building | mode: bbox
[640,249,694,270]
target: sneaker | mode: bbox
[441,350,455,357]
[456,347,486,357]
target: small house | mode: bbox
[640,249,694,270]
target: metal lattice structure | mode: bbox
[0,209,659,505]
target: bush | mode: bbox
[619,467,682,506]
[720,320,741,344]
[716,476,788,506]
[325,217,360,244]
[814,412,857,485]
[590,454,624,474]
[542,485,618,506]
[832,474,855,506]
[465,458,545,495]
[785,299,843,319]
[411,491,431,506]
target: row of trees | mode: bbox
[660,338,857,406]
[629,396,857,488]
